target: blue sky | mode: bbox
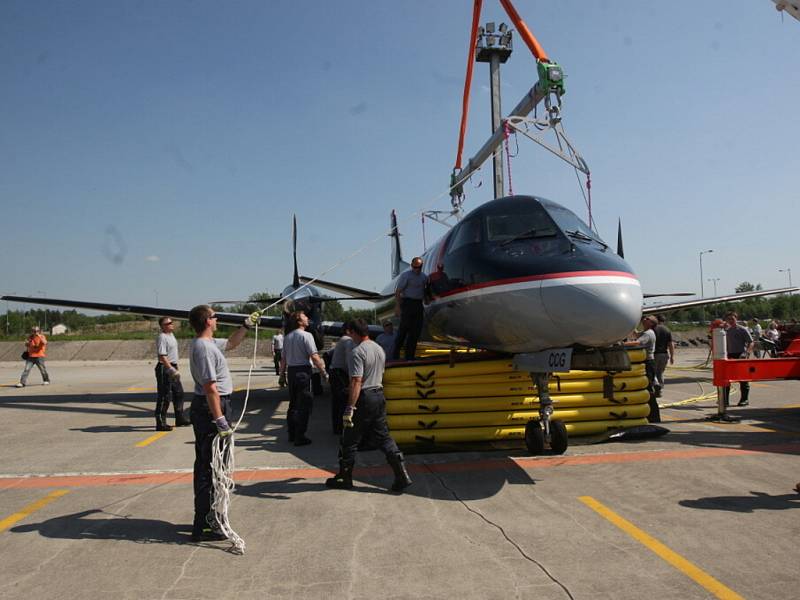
[2,1,798,315]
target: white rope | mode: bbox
[208,321,261,554]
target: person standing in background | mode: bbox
[16,326,50,388]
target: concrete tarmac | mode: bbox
[1,349,798,599]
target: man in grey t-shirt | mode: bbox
[279,311,328,446]
[154,317,188,431]
[186,304,254,543]
[723,312,754,407]
[329,322,355,434]
[326,319,412,493]
[626,316,660,423]
[392,256,429,360]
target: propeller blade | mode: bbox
[311,295,384,303]
[292,214,300,288]
[208,298,282,305]
[616,218,624,259]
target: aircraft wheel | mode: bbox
[525,420,545,454]
[549,420,568,455]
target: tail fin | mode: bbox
[390,210,409,278]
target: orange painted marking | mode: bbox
[2,442,798,491]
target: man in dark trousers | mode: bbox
[392,256,429,360]
[187,304,253,542]
[279,311,328,446]
[626,316,660,422]
[328,321,355,434]
[722,311,754,407]
[652,314,675,398]
[154,316,190,431]
[326,318,412,493]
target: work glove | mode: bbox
[167,366,180,381]
[321,370,329,383]
[214,416,232,438]
[243,311,261,329]
[342,405,355,429]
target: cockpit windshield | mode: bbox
[486,210,558,243]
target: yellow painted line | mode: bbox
[0,489,70,533]
[136,431,170,447]
[781,403,800,409]
[579,496,744,600]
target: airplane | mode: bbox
[4,195,795,457]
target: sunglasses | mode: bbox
[412,264,423,269]
[208,314,217,320]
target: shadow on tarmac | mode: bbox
[679,491,800,513]
[0,392,153,419]
[226,386,538,501]
[11,509,192,544]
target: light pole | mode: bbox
[699,249,714,297]
[707,278,720,296]
[778,268,793,288]
[476,22,513,199]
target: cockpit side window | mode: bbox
[446,218,482,254]
[485,208,558,243]
[544,204,599,241]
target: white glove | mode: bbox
[167,366,180,381]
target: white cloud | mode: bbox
[145,255,161,262]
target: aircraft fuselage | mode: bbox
[378,195,643,353]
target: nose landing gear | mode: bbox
[524,372,568,455]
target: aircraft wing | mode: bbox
[641,287,799,315]
[1,294,385,339]
[298,276,387,300]
[0,295,284,330]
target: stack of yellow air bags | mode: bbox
[384,348,649,445]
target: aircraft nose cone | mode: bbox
[541,274,643,347]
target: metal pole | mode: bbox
[699,249,713,298]
[700,253,704,298]
[489,52,504,199]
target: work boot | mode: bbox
[387,452,412,493]
[155,416,173,431]
[325,462,353,489]
[175,412,192,427]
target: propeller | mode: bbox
[292,214,300,288]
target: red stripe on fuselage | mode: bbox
[434,270,638,300]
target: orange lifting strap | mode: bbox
[499,0,550,62]
[453,0,551,172]
[454,0,483,171]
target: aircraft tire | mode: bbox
[525,420,545,454]
[549,420,568,455]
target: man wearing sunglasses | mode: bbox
[154,317,189,431]
[187,304,254,542]
[392,256,429,360]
